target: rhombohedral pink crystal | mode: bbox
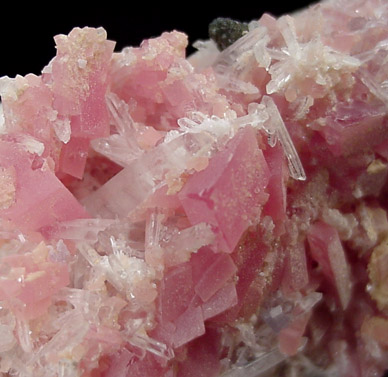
[0,0,388,376]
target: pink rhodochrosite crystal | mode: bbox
[1,0,388,376]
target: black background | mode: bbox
[1,1,317,78]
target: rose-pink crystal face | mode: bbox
[179,126,269,253]
[0,138,88,231]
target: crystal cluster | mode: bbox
[0,0,388,376]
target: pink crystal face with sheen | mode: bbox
[1,0,388,376]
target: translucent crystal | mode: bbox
[32,311,89,365]
[221,348,287,377]
[52,117,71,144]
[91,93,144,167]
[129,332,174,360]
[84,131,215,218]
[261,95,306,181]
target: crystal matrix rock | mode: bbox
[1,1,388,377]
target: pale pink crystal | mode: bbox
[307,221,352,310]
[179,126,269,253]
[0,137,88,231]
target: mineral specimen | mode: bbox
[0,0,388,377]
[208,18,249,51]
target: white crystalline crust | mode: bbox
[170,96,306,180]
